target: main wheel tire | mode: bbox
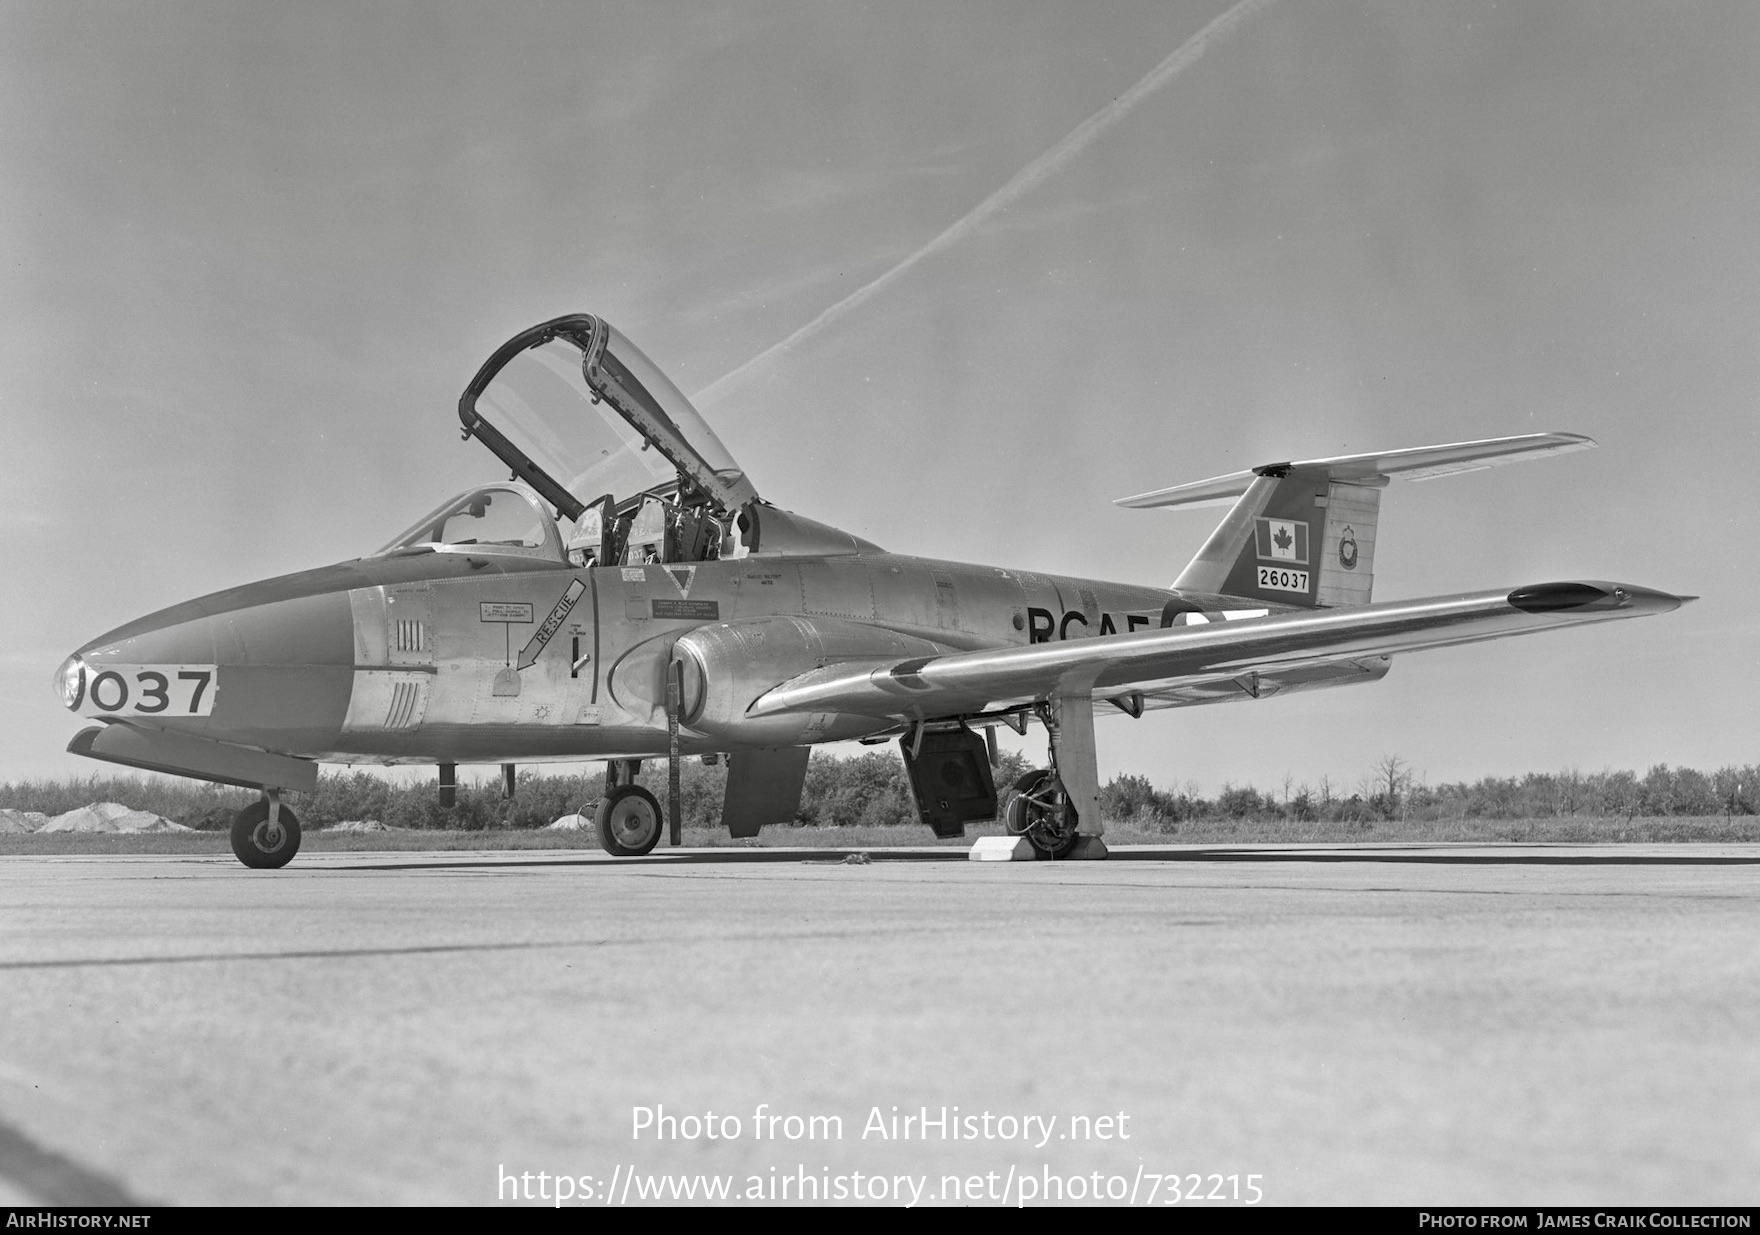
[230,800,302,869]
[1003,769,1080,860]
[596,784,664,857]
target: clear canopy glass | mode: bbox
[461,316,758,519]
[595,322,753,504]
[375,484,564,561]
[481,338,679,506]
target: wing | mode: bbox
[746,581,1686,722]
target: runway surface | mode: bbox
[0,843,1755,1206]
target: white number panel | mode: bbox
[76,665,219,717]
[1256,566,1310,594]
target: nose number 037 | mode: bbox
[73,665,219,717]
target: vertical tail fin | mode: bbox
[1150,467,1382,607]
[1114,434,1595,608]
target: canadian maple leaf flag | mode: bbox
[1256,518,1309,563]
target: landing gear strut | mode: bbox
[231,792,301,869]
[1004,690,1104,860]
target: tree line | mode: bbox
[1097,756,1758,829]
[2,753,1755,832]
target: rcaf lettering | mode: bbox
[1027,607,1164,644]
[1100,613,1153,635]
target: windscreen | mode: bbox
[375,484,561,559]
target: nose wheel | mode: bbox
[230,797,302,869]
[596,784,664,856]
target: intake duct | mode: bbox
[671,616,946,747]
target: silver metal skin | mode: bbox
[747,582,1686,720]
[62,542,1234,763]
[56,313,1690,857]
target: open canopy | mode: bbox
[457,314,758,523]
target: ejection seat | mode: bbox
[615,493,726,565]
[565,494,620,568]
[624,496,669,564]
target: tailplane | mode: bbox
[1114,433,1594,608]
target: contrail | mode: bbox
[693,0,1279,408]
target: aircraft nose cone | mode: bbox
[66,580,355,752]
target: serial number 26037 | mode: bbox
[75,665,218,717]
[1256,566,1309,593]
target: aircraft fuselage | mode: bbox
[66,549,1245,767]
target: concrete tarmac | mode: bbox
[0,843,1755,1206]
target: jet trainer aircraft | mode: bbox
[55,314,1687,867]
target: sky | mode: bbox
[3,0,1756,795]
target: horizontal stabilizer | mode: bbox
[1114,433,1595,510]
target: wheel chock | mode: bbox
[1066,835,1109,860]
[969,836,1035,861]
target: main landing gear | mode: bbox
[1005,768,1081,859]
[596,759,663,857]
[231,792,301,869]
[1003,691,1104,860]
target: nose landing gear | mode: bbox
[231,792,302,869]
